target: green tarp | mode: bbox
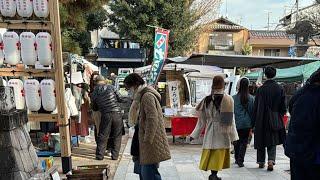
[246,61,320,82]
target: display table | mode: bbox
[170,116,198,143]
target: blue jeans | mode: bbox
[140,164,162,180]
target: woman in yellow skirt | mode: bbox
[190,76,239,180]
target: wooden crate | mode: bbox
[66,169,107,180]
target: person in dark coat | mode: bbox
[252,66,287,171]
[91,75,124,160]
[285,68,320,180]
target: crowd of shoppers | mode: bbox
[89,66,320,180]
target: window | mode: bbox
[209,32,234,50]
[264,49,280,57]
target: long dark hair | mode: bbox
[205,76,225,108]
[238,78,250,108]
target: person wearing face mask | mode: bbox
[90,75,124,160]
[124,73,171,180]
[190,76,238,180]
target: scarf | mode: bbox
[196,89,234,133]
[128,84,147,126]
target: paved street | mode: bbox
[114,138,290,180]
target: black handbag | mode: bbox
[130,124,140,157]
[266,106,284,131]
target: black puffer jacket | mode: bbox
[91,84,122,114]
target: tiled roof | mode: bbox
[249,30,295,39]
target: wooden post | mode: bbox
[50,0,72,174]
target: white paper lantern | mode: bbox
[24,79,41,112]
[0,0,16,17]
[20,32,36,65]
[36,32,52,66]
[3,32,20,65]
[16,0,33,18]
[0,34,4,66]
[40,79,56,112]
[8,79,25,110]
[33,0,48,18]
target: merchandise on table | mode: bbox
[16,0,33,18]
[24,79,41,111]
[20,32,37,66]
[8,79,25,110]
[36,32,52,66]
[40,79,56,112]
[0,0,16,17]
[3,31,20,65]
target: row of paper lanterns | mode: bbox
[0,0,49,18]
[8,78,56,112]
[0,31,52,66]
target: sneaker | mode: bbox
[267,162,274,171]
[258,164,265,169]
[105,151,112,157]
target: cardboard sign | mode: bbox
[168,81,180,109]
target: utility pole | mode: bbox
[265,10,272,31]
[296,0,299,22]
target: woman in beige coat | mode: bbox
[124,73,171,180]
[191,76,238,180]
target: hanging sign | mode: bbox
[147,28,170,85]
[168,81,180,109]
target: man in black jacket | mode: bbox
[253,66,287,171]
[285,68,320,180]
[91,75,124,160]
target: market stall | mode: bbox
[135,64,225,142]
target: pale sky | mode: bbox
[220,0,315,30]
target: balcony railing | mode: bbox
[97,48,146,59]
[208,45,234,51]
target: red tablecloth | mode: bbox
[171,117,198,136]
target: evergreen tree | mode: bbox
[108,0,221,61]
[59,0,108,55]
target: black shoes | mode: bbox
[237,162,244,168]
[95,156,104,161]
[209,174,221,180]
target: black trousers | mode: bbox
[257,145,276,164]
[96,112,123,159]
[290,158,320,180]
[234,129,250,164]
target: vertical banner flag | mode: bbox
[147,28,170,85]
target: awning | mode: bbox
[246,61,320,82]
[167,54,319,69]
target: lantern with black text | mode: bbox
[8,79,25,110]
[16,0,33,18]
[33,0,49,18]
[3,32,20,65]
[20,32,37,65]
[40,79,56,112]
[0,34,4,66]
[24,79,41,112]
[36,32,52,66]
[0,0,16,17]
